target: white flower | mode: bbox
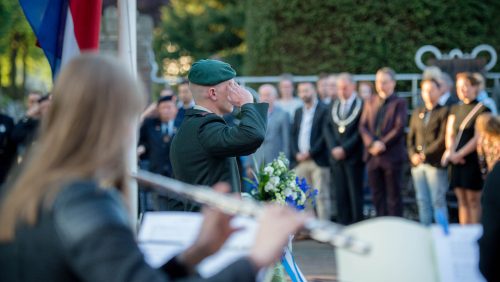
[277,159,286,169]
[264,183,275,192]
[264,166,274,175]
[284,188,293,197]
[270,176,280,185]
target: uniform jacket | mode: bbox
[139,117,180,177]
[170,103,267,201]
[0,114,15,183]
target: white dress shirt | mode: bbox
[339,93,356,119]
[298,101,318,153]
[438,92,451,106]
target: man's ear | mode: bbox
[208,87,217,101]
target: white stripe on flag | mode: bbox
[61,9,81,68]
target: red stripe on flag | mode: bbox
[69,0,102,50]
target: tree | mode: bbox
[244,0,500,75]
[0,3,47,100]
[153,0,245,77]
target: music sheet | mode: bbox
[138,212,257,277]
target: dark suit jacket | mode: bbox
[407,105,448,167]
[359,93,408,164]
[170,103,267,196]
[442,93,459,107]
[0,114,15,183]
[139,118,180,177]
[323,97,364,165]
[291,102,329,167]
[479,162,500,282]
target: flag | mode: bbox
[19,0,102,78]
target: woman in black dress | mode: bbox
[442,72,490,224]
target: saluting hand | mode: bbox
[227,80,253,107]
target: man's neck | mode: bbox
[160,117,172,123]
[183,100,195,109]
[378,92,393,100]
[194,102,219,115]
[304,99,316,110]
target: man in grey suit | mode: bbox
[252,84,291,166]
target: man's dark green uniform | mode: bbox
[170,59,268,211]
[171,104,267,191]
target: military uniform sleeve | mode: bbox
[199,103,268,158]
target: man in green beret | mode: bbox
[170,59,268,211]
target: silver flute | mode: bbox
[133,169,370,255]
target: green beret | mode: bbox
[188,59,236,86]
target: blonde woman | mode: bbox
[442,72,490,224]
[476,113,500,175]
[0,54,306,282]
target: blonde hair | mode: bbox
[0,54,146,240]
[476,113,500,138]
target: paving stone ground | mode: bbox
[289,239,337,282]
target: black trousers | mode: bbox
[331,161,365,225]
[367,159,403,217]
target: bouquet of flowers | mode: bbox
[245,153,315,282]
[246,153,318,210]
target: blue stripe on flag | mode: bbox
[19,0,70,78]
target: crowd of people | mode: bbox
[138,64,500,227]
[0,54,499,280]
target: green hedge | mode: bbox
[244,0,500,75]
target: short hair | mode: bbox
[422,66,442,80]
[420,78,440,89]
[337,72,354,84]
[179,78,189,85]
[456,72,480,87]
[376,67,396,81]
[317,72,330,81]
[297,81,315,89]
[258,84,278,98]
[439,72,453,88]
[279,73,294,83]
[472,72,486,89]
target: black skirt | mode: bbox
[449,153,483,190]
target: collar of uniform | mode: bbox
[193,104,213,113]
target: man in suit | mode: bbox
[251,84,290,166]
[175,78,195,125]
[437,72,459,107]
[324,73,364,224]
[170,59,267,211]
[0,113,15,185]
[359,67,407,216]
[12,94,51,163]
[407,78,449,225]
[139,95,181,210]
[291,82,330,220]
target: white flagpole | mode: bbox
[117,0,138,230]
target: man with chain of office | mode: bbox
[323,72,365,224]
